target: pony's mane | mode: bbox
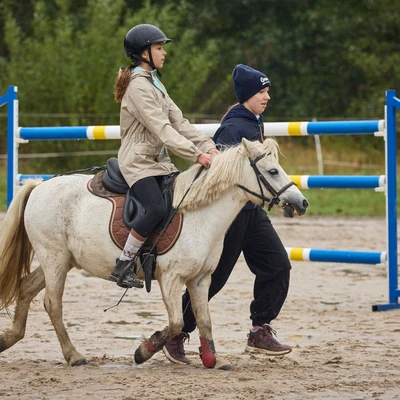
[173,138,279,212]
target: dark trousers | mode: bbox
[182,206,291,332]
[130,176,167,237]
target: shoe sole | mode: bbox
[162,347,191,365]
[245,345,292,356]
[109,275,144,289]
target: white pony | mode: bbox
[0,138,308,370]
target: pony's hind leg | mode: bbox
[0,266,45,353]
[39,251,86,366]
[134,273,185,364]
[186,276,234,370]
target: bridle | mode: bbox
[236,153,295,211]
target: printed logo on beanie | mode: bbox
[260,77,269,85]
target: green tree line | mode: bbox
[0,0,399,173]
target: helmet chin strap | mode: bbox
[131,46,162,77]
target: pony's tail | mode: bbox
[0,180,40,310]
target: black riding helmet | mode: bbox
[124,24,172,71]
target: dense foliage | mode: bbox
[2,0,400,117]
[0,0,399,173]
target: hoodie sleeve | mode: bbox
[213,124,242,148]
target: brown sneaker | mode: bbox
[163,332,191,364]
[245,324,292,356]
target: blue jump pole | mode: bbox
[286,248,386,264]
[19,126,93,140]
[290,175,385,189]
[18,120,385,140]
[17,174,386,189]
[306,120,383,135]
[17,174,55,183]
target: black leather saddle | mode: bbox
[102,157,178,231]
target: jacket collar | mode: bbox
[132,67,164,94]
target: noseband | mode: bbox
[236,153,295,211]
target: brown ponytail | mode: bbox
[220,102,239,121]
[114,65,134,102]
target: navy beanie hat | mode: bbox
[232,64,270,103]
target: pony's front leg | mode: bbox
[187,276,234,370]
[134,273,184,364]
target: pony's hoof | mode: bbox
[71,359,87,367]
[135,330,167,364]
[134,340,157,364]
[218,363,234,371]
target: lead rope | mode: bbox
[51,165,106,178]
[104,166,206,311]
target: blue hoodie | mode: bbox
[213,104,264,147]
[213,104,265,210]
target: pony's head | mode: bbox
[239,138,308,217]
[174,138,308,218]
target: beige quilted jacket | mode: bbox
[118,69,215,187]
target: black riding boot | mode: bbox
[110,258,144,289]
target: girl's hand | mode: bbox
[197,153,213,168]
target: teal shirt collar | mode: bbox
[133,67,164,94]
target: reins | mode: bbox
[51,165,106,178]
[137,165,205,266]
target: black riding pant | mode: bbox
[181,206,291,332]
[130,176,167,237]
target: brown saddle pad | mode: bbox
[87,171,183,255]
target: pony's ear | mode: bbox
[241,137,258,158]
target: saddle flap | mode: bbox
[87,180,183,256]
[87,160,182,256]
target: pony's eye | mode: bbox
[268,169,278,175]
